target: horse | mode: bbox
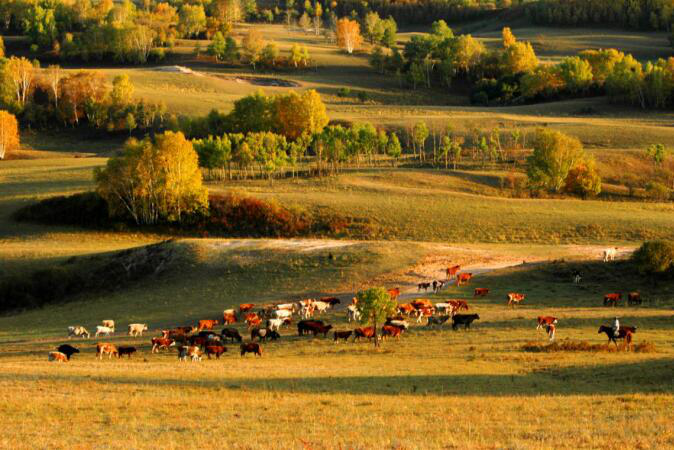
[598,325,636,348]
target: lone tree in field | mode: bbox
[336,18,362,54]
[632,240,674,276]
[356,287,398,348]
[95,131,208,225]
[526,129,595,194]
[645,143,668,166]
[0,110,19,160]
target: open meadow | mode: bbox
[2,5,674,448]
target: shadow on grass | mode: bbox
[1,358,672,397]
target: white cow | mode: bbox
[387,320,409,330]
[434,303,457,316]
[272,309,292,320]
[313,301,330,314]
[128,323,149,337]
[346,304,361,322]
[275,303,296,312]
[67,326,90,339]
[101,320,115,331]
[603,247,618,262]
[267,318,290,332]
[95,326,114,337]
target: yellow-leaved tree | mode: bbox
[0,110,19,160]
[273,89,328,140]
[336,18,362,54]
[95,131,208,224]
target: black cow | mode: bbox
[220,328,242,343]
[56,344,80,360]
[452,314,480,330]
[251,328,280,342]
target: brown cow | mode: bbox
[240,343,262,357]
[354,327,375,341]
[603,293,622,307]
[507,293,525,307]
[245,314,262,329]
[448,299,469,311]
[333,330,353,342]
[456,273,473,286]
[536,316,558,330]
[628,292,642,306]
[188,335,209,348]
[381,325,401,339]
[198,320,219,331]
[239,303,255,313]
[387,288,401,301]
[205,345,227,359]
[151,337,175,353]
[398,303,416,315]
[96,343,118,359]
[48,351,68,362]
[474,288,489,297]
[411,299,433,310]
[320,297,341,306]
[178,345,201,362]
[445,265,461,279]
[222,312,237,324]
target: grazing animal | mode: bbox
[300,305,315,319]
[48,351,68,362]
[173,326,197,334]
[434,303,455,316]
[56,344,80,360]
[67,326,90,339]
[275,303,296,312]
[603,293,622,307]
[240,343,262,357]
[387,288,401,301]
[414,307,435,323]
[95,326,114,337]
[628,292,642,306]
[272,309,293,320]
[267,318,291,331]
[603,247,618,262]
[346,304,361,322]
[333,330,353,342]
[546,324,556,341]
[445,265,461,279]
[456,273,473,286]
[251,328,280,342]
[245,316,262,329]
[117,346,137,358]
[220,328,243,343]
[418,282,431,292]
[536,316,558,330]
[205,345,227,359]
[474,288,489,297]
[178,345,202,362]
[354,327,375,341]
[448,300,469,311]
[384,319,409,331]
[572,270,582,284]
[312,301,331,314]
[127,324,148,337]
[432,280,446,293]
[381,325,402,339]
[151,337,175,353]
[101,320,115,331]
[297,321,332,337]
[198,319,219,331]
[426,315,450,327]
[297,320,325,335]
[188,335,209,348]
[222,310,238,324]
[507,293,526,307]
[239,303,255,313]
[452,314,480,330]
[598,325,636,347]
[162,328,192,340]
[398,303,416,316]
[96,343,118,359]
[320,297,341,306]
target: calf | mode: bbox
[628,292,642,306]
[381,325,402,340]
[96,343,118,359]
[198,319,219,331]
[95,326,114,337]
[474,288,489,297]
[128,323,148,337]
[151,337,175,353]
[536,316,558,330]
[507,293,525,307]
[67,326,90,339]
[56,344,80,360]
[117,346,137,358]
[178,345,201,362]
[354,327,375,341]
[205,345,227,359]
[220,328,243,343]
[426,315,450,327]
[452,314,480,330]
[333,330,353,342]
[48,351,68,362]
[603,293,622,307]
[240,343,262,357]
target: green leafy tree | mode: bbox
[386,132,402,165]
[356,287,398,348]
[645,143,668,166]
[563,160,602,198]
[526,129,591,193]
[632,240,674,275]
[111,74,134,106]
[412,121,429,161]
[556,56,593,93]
[179,4,206,38]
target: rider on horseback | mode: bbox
[612,316,620,337]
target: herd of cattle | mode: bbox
[47,261,643,362]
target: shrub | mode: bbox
[645,181,671,201]
[13,192,109,227]
[563,161,601,198]
[631,240,674,275]
[337,87,351,97]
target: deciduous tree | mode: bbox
[356,287,398,348]
[336,18,362,54]
[0,110,19,160]
[526,129,590,193]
